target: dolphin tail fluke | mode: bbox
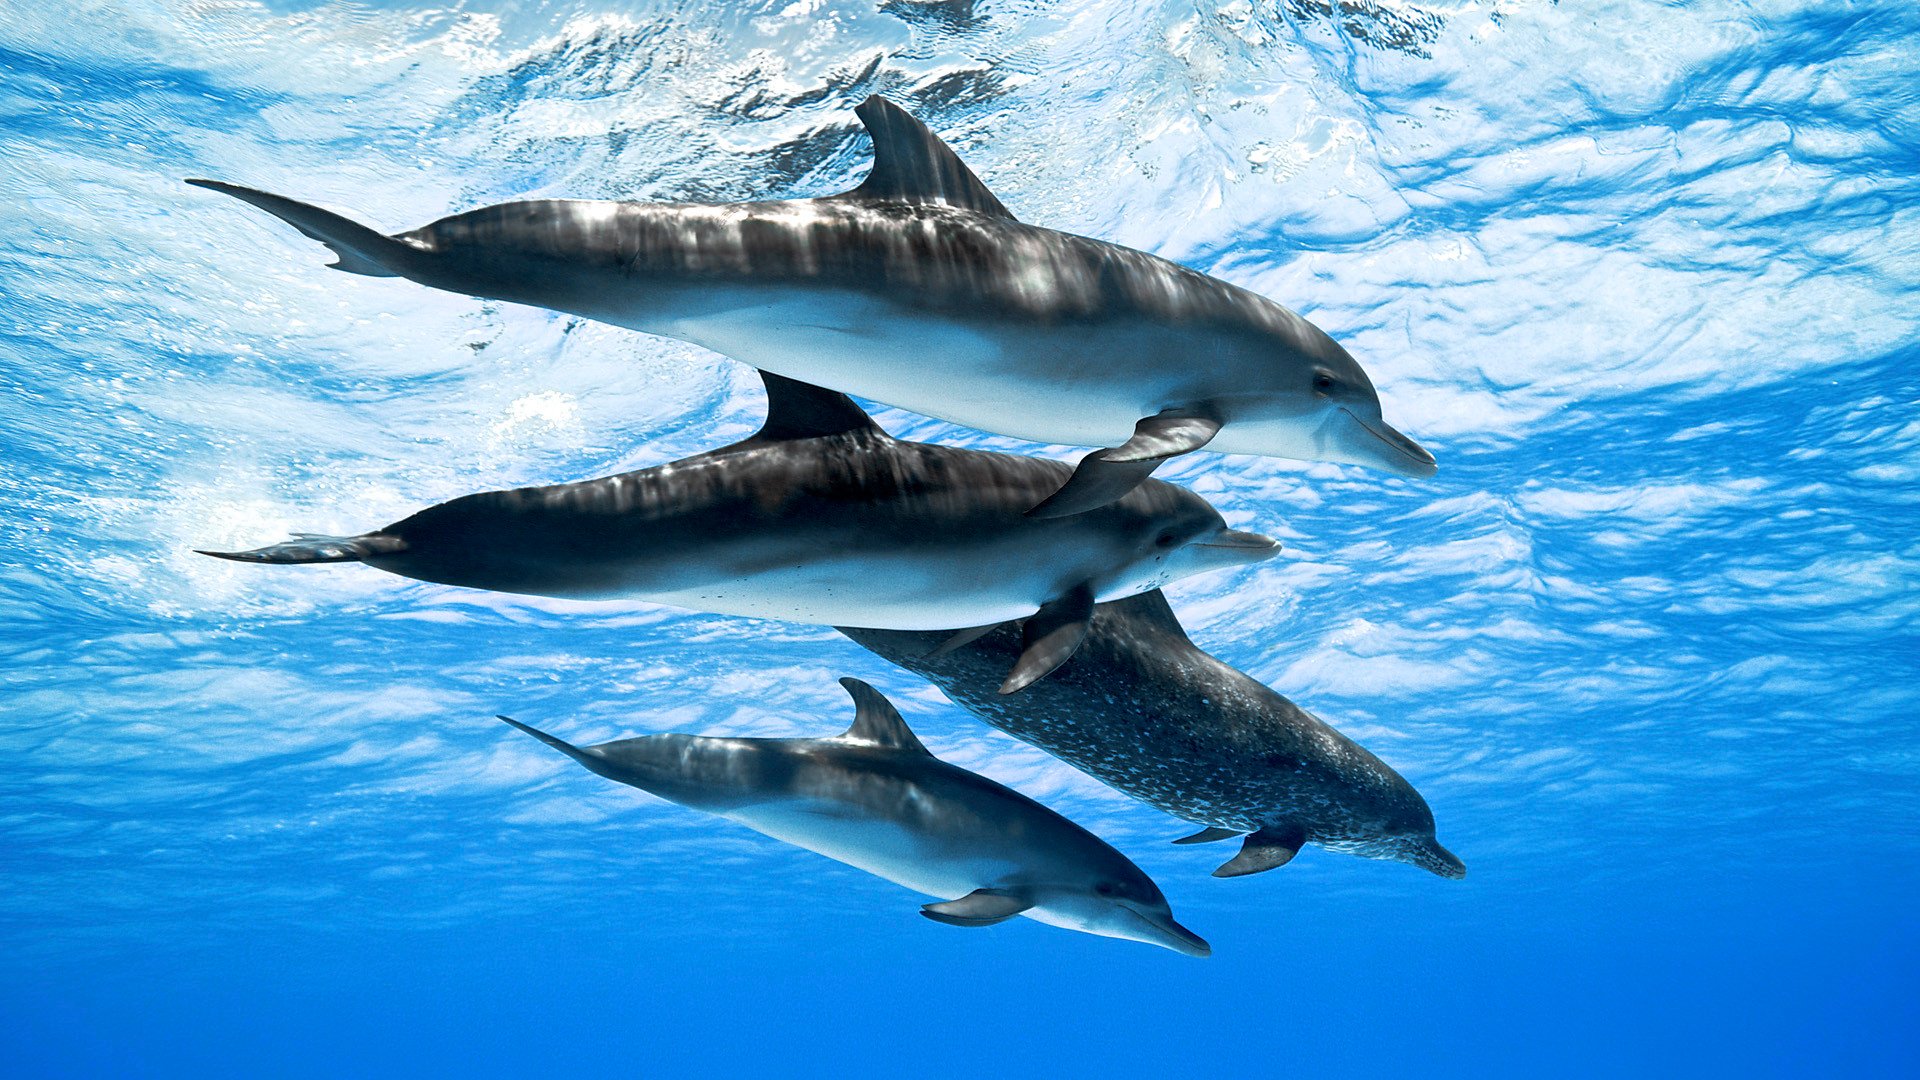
[1027,411,1222,518]
[496,715,618,780]
[185,179,416,278]
[499,714,633,791]
[194,532,405,564]
[499,714,633,780]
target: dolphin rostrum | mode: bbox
[199,373,1278,693]
[840,590,1464,879]
[187,95,1435,515]
[500,677,1210,956]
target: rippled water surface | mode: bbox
[3,1,1917,1076]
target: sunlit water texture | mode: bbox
[2,1,1917,1076]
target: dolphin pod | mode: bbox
[191,93,1459,954]
[840,590,1463,879]
[187,94,1434,517]
[203,372,1278,694]
[503,677,1209,956]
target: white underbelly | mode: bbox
[1204,414,1324,458]
[660,291,1175,448]
[726,801,1021,901]
[638,577,1039,630]
[630,551,1075,630]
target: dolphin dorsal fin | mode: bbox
[1100,589,1197,646]
[838,96,1015,219]
[836,678,931,754]
[755,370,880,442]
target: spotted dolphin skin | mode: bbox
[187,95,1434,515]
[199,373,1278,693]
[840,590,1464,879]
[500,677,1209,956]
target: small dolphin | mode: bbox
[500,677,1210,956]
[840,590,1464,879]
[199,373,1278,693]
[187,95,1434,515]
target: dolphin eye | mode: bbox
[1312,371,1336,394]
[1154,531,1178,549]
[1096,882,1116,896]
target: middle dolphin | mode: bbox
[187,95,1436,516]
[200,373,1278,693]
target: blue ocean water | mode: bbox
[3,0,1917,1075]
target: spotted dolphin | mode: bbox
[500,677,1209,956]
[199,373,1277,693]
[840,590,1464,879]
[186,95,1435,515]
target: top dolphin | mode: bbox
[186,95,1436,515]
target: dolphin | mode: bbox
[186,95,1435,515]
[199,373,1278,693]
[499,677,1210,956]
[839,590,1464,879]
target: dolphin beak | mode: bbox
[1413,839,1467,880]
[1192,529,1282,567]
[1338,408,1437,478]
[1126,907,1212,958]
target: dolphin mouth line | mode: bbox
[1193,530,1281,553]
[1123,906,1211,957]
[1341,408,1437,476]
[1418,841,1468,880]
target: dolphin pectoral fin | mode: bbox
[998,585,1096,695]
[1172,826,1244,845]
[1025,455,1161,520]
[1103,413,1224,464]
[1212,825,1308,878]
[1100,589,1199,647]
[838,96,1015,219]
[920,888,1032,927]
[1026,411,1222,518]
[926,621,1005,659]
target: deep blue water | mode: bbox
[3,1,1918,1076]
